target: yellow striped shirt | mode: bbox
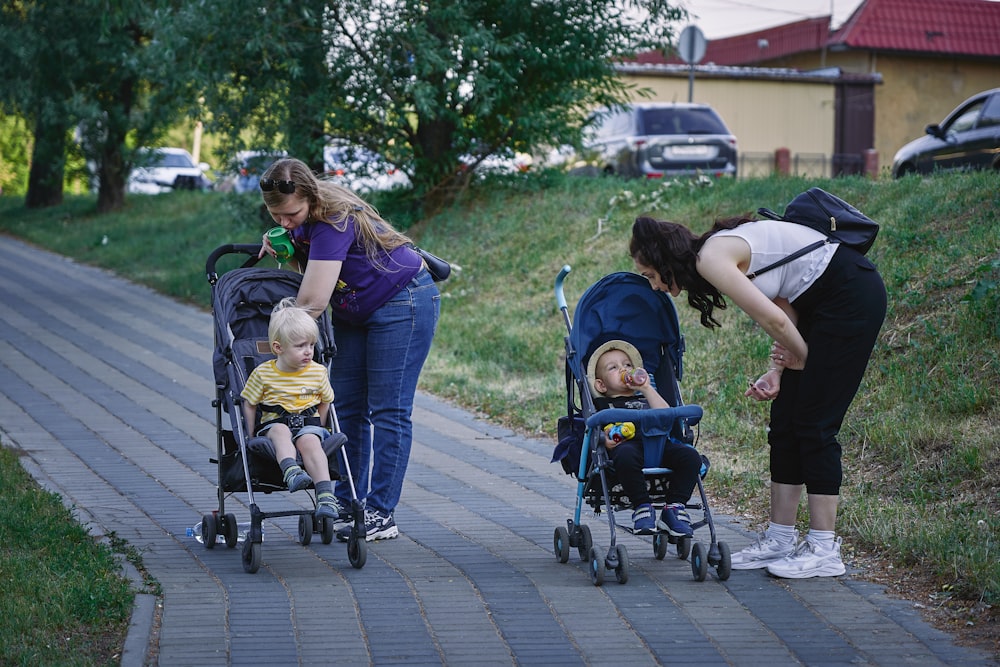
[241,360,335,423]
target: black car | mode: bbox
[891,87,1000,178]
[579,102,738,179]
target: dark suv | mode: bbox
[581,103,738,179]
[891,87,1000,178]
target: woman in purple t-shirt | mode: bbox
[259,157,440,542]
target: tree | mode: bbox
[169,0,685,212]
[0,0,79,208]
[325,0,684,210]
[0,0,185,212]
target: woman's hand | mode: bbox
[258,233,275,260]
[770,342,804,370]
[745,366,781,401]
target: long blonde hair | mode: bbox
[260,157,411,267]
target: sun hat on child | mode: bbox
[585,339,644,396]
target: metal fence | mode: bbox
[738,152,868,179]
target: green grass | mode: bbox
[1,170,998,655]
[0,445,133,666]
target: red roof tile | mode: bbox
[635,18,830,66]
[634,0,1000,66]
[831,0,1000,57]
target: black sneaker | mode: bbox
[337,508,398,542]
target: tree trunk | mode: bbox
[286,10,331,173]
[414,115,464,215]
[96,143,127,214]
[25,117,67,209]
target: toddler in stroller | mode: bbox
[552,268,731,584]
[202,245,367,573]
[586,339,702,538]
[240,297,341,520]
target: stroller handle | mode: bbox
[554,265,572,311]
[586,404,703,431]
[206,243,266,286]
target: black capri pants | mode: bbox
[767,245,887,496]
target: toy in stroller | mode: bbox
[203,244,367,573]
[551,267,731,585]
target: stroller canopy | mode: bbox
[569,272,685,405]
[211,267,335,387]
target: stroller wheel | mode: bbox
[588,546,605,586]
[653,533,668,560]
[690,542,708,582]
[554,526,571,563]
[716,541,732,581]
[242,540,262,574]
[320,517,335,544]
[348,533,367,569]
[614,544,630,584]
[576,524,593,562]
[298,514,313,546]
[201,513,218,550]
[676,535,692,561]
[223,513,239,549]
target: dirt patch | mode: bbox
[848,546,998,658]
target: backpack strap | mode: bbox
[746,239,830,280]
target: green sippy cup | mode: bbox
[266,227,295,262]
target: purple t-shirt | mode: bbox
[292,218,422,325]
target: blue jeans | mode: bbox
[332,269,440,515]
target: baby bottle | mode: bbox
[620,367,648,386]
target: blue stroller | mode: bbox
[202,244,367,573]
[552,267,731,585]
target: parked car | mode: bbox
[128,147,213,194]
[891,87,1000,178]
[231,150,287,194]
[323,143,410,193]
[460,147,534,176]
[577,102,738,179]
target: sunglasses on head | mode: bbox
[259,178,296,194]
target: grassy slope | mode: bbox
[0,170,997,647]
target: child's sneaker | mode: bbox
[314,493,342,521]
[337,508,399,542]
[657,503,694,537]
[631,504,655,535]
[766,537,846,579]
[731,531,798,570]
[283,467,313,493]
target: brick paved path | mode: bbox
[0,237,993,666]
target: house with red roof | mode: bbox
[623,0,1000,176]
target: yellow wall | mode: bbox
[622,73,838,177]
[757,50,999,173]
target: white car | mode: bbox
[323,143,410,193]
[461,148,534,175]
[128,147,213,194]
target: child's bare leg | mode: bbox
[296,434,330,483]
[270,424,312,492]
[296,432,340,519]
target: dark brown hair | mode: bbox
[629,215,753,329]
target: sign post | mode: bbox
[677,25,708,102]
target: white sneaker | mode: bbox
[731,531,797,570]
[766,537,846,579]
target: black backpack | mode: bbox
[748,188,879,279]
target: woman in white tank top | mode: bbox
[630,214,886,579]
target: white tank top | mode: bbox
[712,220,838,302]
